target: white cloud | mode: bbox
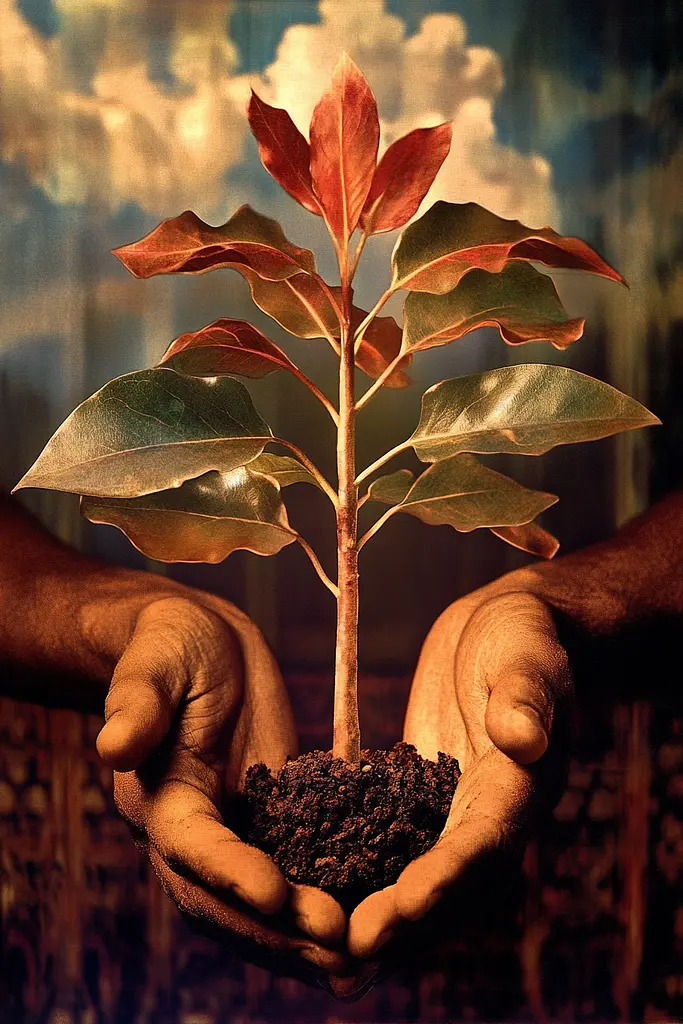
[0,0,557,227]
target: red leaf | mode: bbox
[309,54,380,243]
[113,205,315,280]
[160,319,296,378]
[360,123,453,234]
[248,91,322,216]
[491,522,559,559]
[352,308,412,387]
[239,269,341,340]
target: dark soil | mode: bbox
[235,741,460,913]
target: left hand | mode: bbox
[347,573,573,961]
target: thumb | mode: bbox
[477,594,571,765]
[96,599,193,771]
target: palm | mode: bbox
[97,593,349,980]
[348,581,572,960]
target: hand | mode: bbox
[92,585,349,981]
[347,570,573,960]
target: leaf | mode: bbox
[246,452,320,489]
[113,205,315,280]
[392,200,627,294]
[409,363,660,463]
[309,54,380,243]
[367,468,415,506]
[248,90,321,216]
[13,368,272,498]
[352,308,412,387]
[81,467,297,563]
[368,454,558,532]
[360,123,453,234]
[160,319,296,378]
[402,263,585,353]
[241,268,340,339]
[491,523,559,559]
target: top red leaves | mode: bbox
[248,91,322,216]
[360,123,453,235]
[113,205,315,280]
[160,319,296,378]
[392,201,627,294]
[309,54,380,244]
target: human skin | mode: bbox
[347,489,683,962]
[0,494,350,983]
[4,491,682,994]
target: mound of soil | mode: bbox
[235,741,460,913]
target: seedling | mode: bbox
[16,57,657,777]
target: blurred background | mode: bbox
[1,1,682,1021]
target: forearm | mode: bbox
[514,489,683,635]
[0,495,179,685]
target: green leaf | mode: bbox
[113,205,315,280]
[402,263,585,353]
[247,453,320,489]
[410,364,660,462]
[392,200,626,294]
[14,368,272,498]
[368,454,558,532]
[81,467,298,563]
[366,469,415,506]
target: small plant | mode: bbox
[15,57,658,908]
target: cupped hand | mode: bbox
[92,586,349,980]
[348,572,573,960]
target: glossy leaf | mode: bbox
[360,123,452,234]
[246,452,320,489]
[241,268,340,339]
[392,200,626,294]
[368,454,557,532]
[410,364,660,463]
[309,54,380,242]
[14,368,272,498]
[113,205,315,280]
[353,309,412,387]
[160,319,296,378]
[248,90,321,216]
[81,467,297,563]
[369,468,559,557]
[491,523,560,559]
[402,263,585,353]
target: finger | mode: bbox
[395,751,531,923]
[347,885,400,960]
[461,592,571,765]
[144,777,288,916]
[289,884,346,945]
[97,597,241,772]
[350,751,532,958]
[147,847,350,975]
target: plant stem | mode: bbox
[333,245,361,764]
[352,284,398,354]
[355,440,411,487]
[296,536,339,597]
[355,351,407,411]
[273,439,338,507]
[357,505,400,553]
[287,365,339,425]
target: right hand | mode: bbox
[93,583,351,982]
